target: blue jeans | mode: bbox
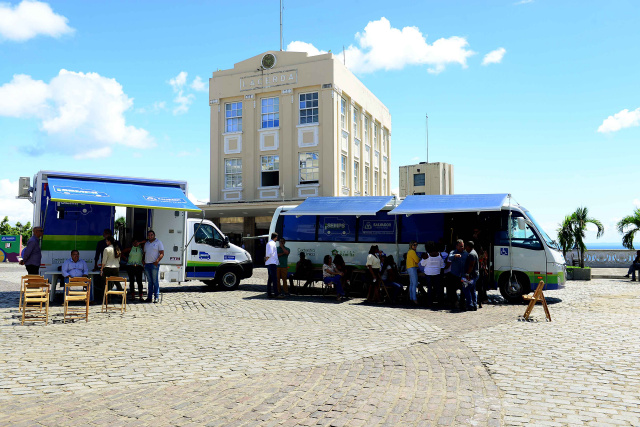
[408,267,419,301]
[628,262,640,280]
[266,264,278,296]
[323,275,345,296]
[144,263,160,300]
[462,276,477,309]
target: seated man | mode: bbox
[288,252,314,293]
[59,250,89,298]
[624,250,640,281]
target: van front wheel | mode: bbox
[217,267,240,290]
[499,272,529,303]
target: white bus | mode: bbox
[269,194,566,302]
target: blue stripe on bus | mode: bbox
[186,271,216,278]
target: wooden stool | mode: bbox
[102,276,128,314]
[522,280,551,321]
[21,280,50,325]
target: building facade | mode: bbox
[399,162,454,197]
[204,51,391,255]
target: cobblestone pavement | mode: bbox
[0,263,638,426]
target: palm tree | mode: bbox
[556,215,575,259]
[617,208,640,250]
[571,207,604,268]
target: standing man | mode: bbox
[463,240,480,311]
[446,239,468,309]
[144,230,164,303]
[264,232,279,298]
[93,229,112,271]
[20,227,43,274]
[277,238,291,297]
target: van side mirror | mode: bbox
[517,217,526,230]
[224,236,230,248]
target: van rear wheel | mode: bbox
[217,267,240,290]
[499,272,529,303]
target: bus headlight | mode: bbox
[245,250,252,262]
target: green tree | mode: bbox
[556,214,575,258]
[0,216,33,245]
[0,216,11,235]
[570,207,604,268]
[617,208,640,250]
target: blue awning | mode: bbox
[389,194,510,215]
[282,196,394,216]
[47,177,200,212]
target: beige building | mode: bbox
[203,50,391,251]
[399,162,454,197]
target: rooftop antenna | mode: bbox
[280,0,283,51]
[425,113,429,164]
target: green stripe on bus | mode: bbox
[41,235,103,251]
[186,261,222,267]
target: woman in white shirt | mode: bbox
[99,235,123,300]
[423,242,445,305]
[366,245,382,303]
[322,255,346,301]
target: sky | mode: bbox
[0,0,639,244]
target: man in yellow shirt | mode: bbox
[406,241,420,304]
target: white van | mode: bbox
[269,194,566,302]
[19,171,253,289]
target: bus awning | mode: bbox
[282,196,394,216]
[47,177,201,212]
[388,194,510,215]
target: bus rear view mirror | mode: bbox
[517,217,526,230]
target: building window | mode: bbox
[382,129,388,152]
[225,102,242,132]
[383,176,387,195]
[340,155,347,188]
[364,165,370,195]
[354,160,360,191]
[383,156,388,173]
[224,158,242,188]
[353,107,358,138]
[299,152,319,185]
[299,92,318,124]
[354,139,360,158]
[261,155,279,187]
[340,98,347,130]
[364,116,369,143]
[365,145,371,163]
[414,173,425,186]
[374,123,379,149]
[261,97,279,128]
[374,170,379,196]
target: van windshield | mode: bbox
[524,210,558,250]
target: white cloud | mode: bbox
[482,47,506,65]
[286,41,328,56]
[0,70,155,158]
[633,199,640,208]
[331,17,475,74]
[188,193,208,205]
[514,0,534,4]
[597,108,640,133]
[0,0,74,42]
[0,179,33,224]
[190,76,207,92]
[169,71,188,91]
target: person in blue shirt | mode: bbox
[446,239,468,309]
[62,250,89,281]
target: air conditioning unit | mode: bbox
[17,177,31,198]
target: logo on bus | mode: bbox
[500,248,509,256]
[322,217,350,235]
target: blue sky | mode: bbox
[1,0,639,244]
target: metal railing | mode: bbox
[564,249,636,268]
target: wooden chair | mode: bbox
[19,274,44,309]
[21,279,50,325]
[522,280,551,321]
[102,276,128,314]
[64,277,91,323]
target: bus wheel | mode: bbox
[217,267,240,290]
[499,272,529,303]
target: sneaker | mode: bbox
[145,298,152,303]
[624,274,630,278]
[153,298,159,304]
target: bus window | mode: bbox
[358,212,395,243]
[318,215,356,242]
[282,215,316,241]
[195,223,224,247]
[494,219,543,250]
[399,213,444,244]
